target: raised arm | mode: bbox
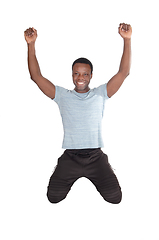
[107,23,132,98]
[24,28,55,99]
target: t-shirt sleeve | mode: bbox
[53,85,60,104]
[53,85,68,105]
[95,83,109,100]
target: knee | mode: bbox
[47,195,64,204]
[103,189,122,204]
[47,191,67,204]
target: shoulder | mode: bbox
[53,86,72,103]
[92,83,109,99]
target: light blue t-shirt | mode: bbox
[53,84,109,149]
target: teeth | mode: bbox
[77,82,84,85]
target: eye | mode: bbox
[73,73,78,77]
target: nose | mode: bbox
[78,74,84,80]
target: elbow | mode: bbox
[30,73,41,83]
[125,66,131,77]
[30,75,36,82]
[119,66,131,78]
[121,70,130,79]
[126,71,130,78]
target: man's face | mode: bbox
[72,63,92,93]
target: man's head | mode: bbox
[72,58,93,93]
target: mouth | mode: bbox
[76,81,86,86]
[74,81,89,93]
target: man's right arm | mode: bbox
[24,28,55,99]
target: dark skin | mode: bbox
[72,63,92,93]
[24,23,132,98]
[24,28,55,99]
[107,23,132,97]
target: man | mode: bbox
[24,23,132,204]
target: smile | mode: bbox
[76,81,85,85]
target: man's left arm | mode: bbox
[107,23,132,98]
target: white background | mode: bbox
[1,0,159,239]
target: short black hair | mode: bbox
[72,57,93,74]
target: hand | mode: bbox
[24,27,37,44]
[118,23,132,39]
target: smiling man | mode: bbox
[72,59,93,93]
[24,23,132,204]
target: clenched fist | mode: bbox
[24,27,37,44]
[118,23,132,39]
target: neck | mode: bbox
[74,87,90,93]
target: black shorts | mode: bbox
[47,148,122,204]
